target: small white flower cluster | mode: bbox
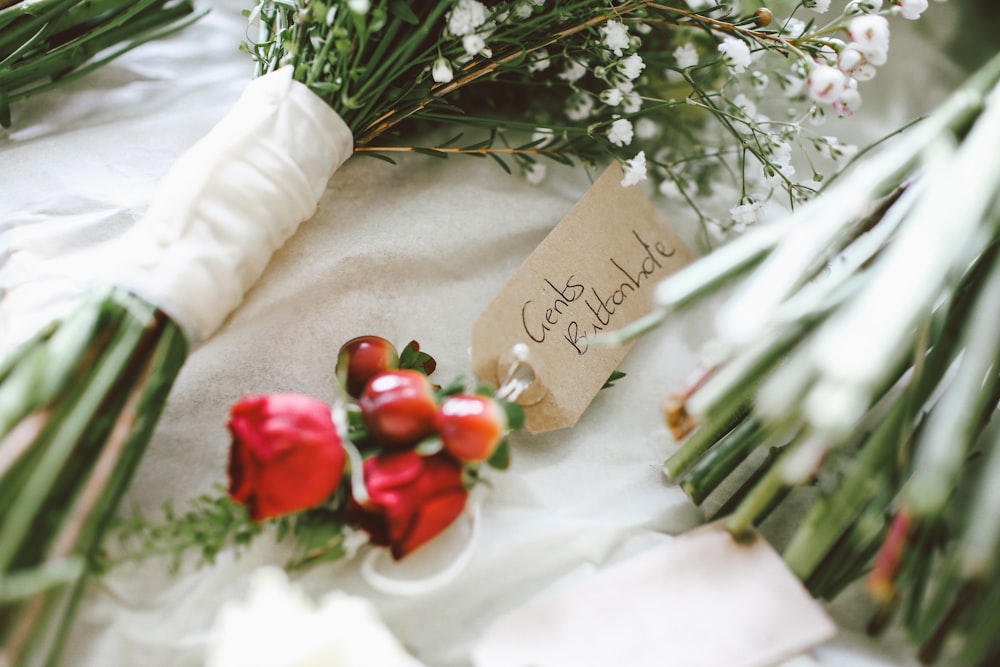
[434,0,548,83]
[540,17,650,185]
[804,2,929,117]
[718,37,752,74]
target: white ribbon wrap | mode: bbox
[108,66,352,344]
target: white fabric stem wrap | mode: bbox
[110,66,352,344]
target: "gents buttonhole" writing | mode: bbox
[520,230,676,355]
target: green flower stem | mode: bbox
[781,399,905,581]
[807,497,889,601]
[713,444,791,528]
[917,579,982,665]
[686,319,817,422]
[0,0,198,126]
[956,578,1000,665]
[662,399,750,482]
[0,0,79,49]
[904,253,1000,519]
[43,315,187,667]
[0,302,139,572]
[680,416,764,505]
[959,422,1000,581]
[897,518,941,633]
[0,298,103,439]
[0,558,84,605]
[725,434,806,537]
[2,2,197,95]
[0,291,188,666]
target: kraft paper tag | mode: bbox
[471,523,837,667]
[471,162,694,432]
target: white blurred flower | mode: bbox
[730,199,762,229]
[531,128,554,146]
[618,54,646,80]
[838,44,865,73]
[897,0,928,19]
[600,88,624,106]
[347,0,370,14]
[615,78,634,94]
[818,135,859,162]
[807,0,831,13]
[462,34,487,57]
[769,140,794,171]
[622,90,642,114]
[807,65,848,103]
[783,18,807,37]
[601,20,630,57]
[852,63,878,81]
[608,118,634,146]
[835,80,863,116]
[565,92,594,121]
[751,71,769,91]
[807,103,828,126]
[448,0,488,36]
[780,74,805,97]
[205,568,426,667]
[524,162,547,185]
[673,43,698,69]
[635,117,660,140]
[558,59,587,82]
[513,1,533,19]
[432,57,453,83]
[528,49,551,72]
[620,151,647,187]
[849,14,890,65]
[718,37,751,74]
[732,93,757,118]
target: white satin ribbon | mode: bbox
[109,67,353,344]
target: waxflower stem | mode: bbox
[680,417,764,505]
[713,444,791,528]
[662,400,750,482]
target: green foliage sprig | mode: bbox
[0,0,203,128]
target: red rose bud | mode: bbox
[350,451,468,560]
[227,393,346,521]
[437,394,507,462]
[336,335,400,398]
[359,369,437,447]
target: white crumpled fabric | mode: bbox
[0,3,972,667]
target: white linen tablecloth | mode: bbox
[0,3,981,666]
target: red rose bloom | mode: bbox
[350,451,468,560]
[227,393,346,521]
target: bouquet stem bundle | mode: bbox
[0,288,187,666]
[610,50,1000,665]
[0,0,201,128]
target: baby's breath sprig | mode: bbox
[243,0,936,249]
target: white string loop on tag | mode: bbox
[360,484,487,597]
